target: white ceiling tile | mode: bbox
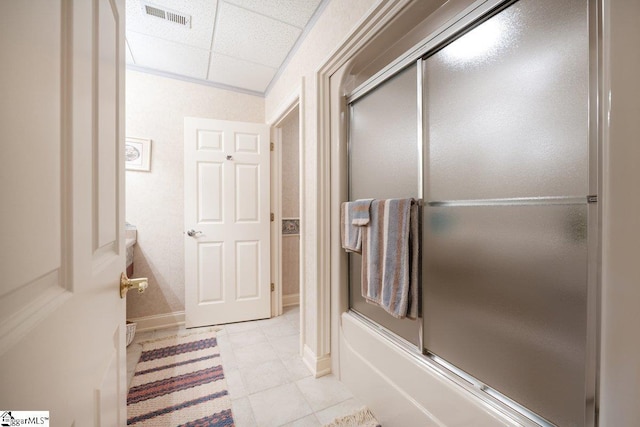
[207,53,277,92]
[126,31,210,79]
[212,2,301,68]
[224,0,322,28]
[126,0,217,50]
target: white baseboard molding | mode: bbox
[303,344,332,378]
[128,311,185,332]
[283,293,300,307]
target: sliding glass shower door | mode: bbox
[348,63,421,345]
[345,0,597,425]
[422,0,593,425]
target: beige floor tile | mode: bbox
[225,367,248,399]
[270,334,300,360]
[283,414,322,427]
[255,314,290,328]
[262,321,299,340]
[283,305,300,316]
[249,383,314,427]
[231,396,257,427]
[239,359,292,394]
[234,342,280,368]
[296,375,354,412]
[281,356,313,381]
[226,320,262,334]
[228,327,268,348]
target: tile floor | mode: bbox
[126,305,364,427]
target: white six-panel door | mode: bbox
[184,118,271,327]
[0,0,126,425]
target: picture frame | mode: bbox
[125,137,151,171]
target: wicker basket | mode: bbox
[126,321,137,347]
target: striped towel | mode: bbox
[361,198,419,319]
[340,199,373,253]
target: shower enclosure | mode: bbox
[346,0,597,425]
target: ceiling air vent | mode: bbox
[142,2,191,28]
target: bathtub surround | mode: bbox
[125,70,264,320]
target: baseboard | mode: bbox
[303,344,332,378]
[128,311,185,332]
[283,293,300,307]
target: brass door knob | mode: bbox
[120,272,149,298]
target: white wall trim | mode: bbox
[303,344,332,378]
[268,79,306,359]
[267,84,303,126]
[283,293,300,307]
[126,65,265,98]
[128,311,185,332]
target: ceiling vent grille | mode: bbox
[142,3,191,28]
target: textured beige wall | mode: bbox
[266,0,377,356]
[280,107,300,298]
[125,70,264,319]
[281,107,300,218]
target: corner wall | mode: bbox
[280,108,301,304]
[265,0,378,375]
[125,70,264,320]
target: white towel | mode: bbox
[361,198,419,319]
[340,199,373,253]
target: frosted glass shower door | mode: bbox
[349,63,421,345]
[422,0,593,426]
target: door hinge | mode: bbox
[271,283,275,292]
[270,142,274,151]
[270,213,274,222]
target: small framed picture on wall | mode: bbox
[125,137,151,171]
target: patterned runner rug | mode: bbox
[127,330,234,426]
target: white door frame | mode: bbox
[268,79,305,357]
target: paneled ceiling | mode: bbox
[125,0,325,95]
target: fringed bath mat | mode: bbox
[127,330,234,426]
[323,407,381,427]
